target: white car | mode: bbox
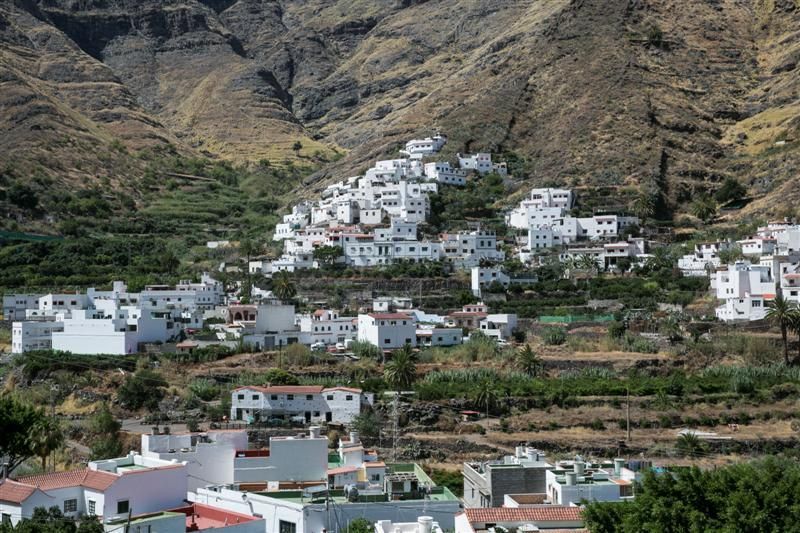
[311,342,326,351]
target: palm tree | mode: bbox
[767,292,794,365]
[474,380,498,419]
[383,345,417,389]
[31,417,64,471]
[689,195,717,223]
[576,254,599,274]
[516,345,543,377]
[630,193,655,222]
[676,432,705,458]
[272,271,296,303]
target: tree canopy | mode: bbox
[584,457,800,533]
[0,395,55,472]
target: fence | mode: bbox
[538,314,615,324]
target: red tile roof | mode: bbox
[463,507,582,523]
[15,469,117,492]
[0,480,38,504]
[323,386,363,394]
[233,385,324,394]
[327,466,359,475]
[368,313,412,320]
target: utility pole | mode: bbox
[50,384,58,472]
[392,393,399,463]
[626,387,631,442]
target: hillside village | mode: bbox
[4,132,800,531]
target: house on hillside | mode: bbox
[0,454,187,527]
[229,385,374,424]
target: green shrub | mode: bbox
[542,327,567,346]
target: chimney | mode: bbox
[1,463,8,481]
[565,472,577,486]
[349,431,359,444]
[152,426,160,435]
[163,426,171,435]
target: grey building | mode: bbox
[463,447,552,508]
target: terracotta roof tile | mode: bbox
[464,507,582,523]
[327,466,359,475]
[232,385,324,394]
[15,469,117,492]
[368,313,412,320]
[0,480,38,503]
[323,386,363,394]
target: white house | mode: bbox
[714,261,775,321]
[424,162,467,186]
[454,507,584,533]
[737,236,777,257]
[545,458,636,506]
[678,242,730,277]
[457,153,506,175]
[0,453,187,527]
[102,503,264,533]
[234,428,329,484]
[441,230,504,268]
[416,327,463,347]
[11,319,64,353]
[2,294,41,321]
[479,314,518,341]
[401,133,447,159]
[299,309,357,346]
[141,429,248,492]
[357,313,417,349]
[230,385,374,424]
[193,464,461,533]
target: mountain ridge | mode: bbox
[1,0,798,228]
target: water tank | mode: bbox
[565,472,577,486]
[310,426,321,439]
[515,446,525,458]
[614,458,625,477]
[350,430,359,444]
[418,516,434,533]
[574,462,585,476]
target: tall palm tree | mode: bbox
[383,346,417,390]
[516,345,543,378]
[767,292,794,365]
[271,271,296,303]
[474,381,498,419]
[32,417,64,471]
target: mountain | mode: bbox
[0,0,798,224]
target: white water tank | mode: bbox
[310,426,321,439]
[418,516,434,533]
[565,472,577,486]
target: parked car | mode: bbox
[310,341,326,351]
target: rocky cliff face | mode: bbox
[1,0,798,218]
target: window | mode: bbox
[88,500,96,516]
[237,394,245,400]
[279,521,297,533]
[252,394,259,400]
[314,411,320,417]
[287,394,294,400]
[117,500,129,514]
[327,394,334,400]
[752,300,762,308]
[306,395,313,400]
[1,514,10,526]
[384,339,391,344]
[271,395,278,400]
[346,395,353,401]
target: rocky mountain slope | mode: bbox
[1,0,798,223]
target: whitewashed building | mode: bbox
[678,242,731,277]
[357,313,417,349]
[230,385,374,424]
[11,319,64,353]
[141,429,248,492]
[0,454,187,527]
[545,458,636,505]
[714,261,775,321]
[299,309,357,346]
